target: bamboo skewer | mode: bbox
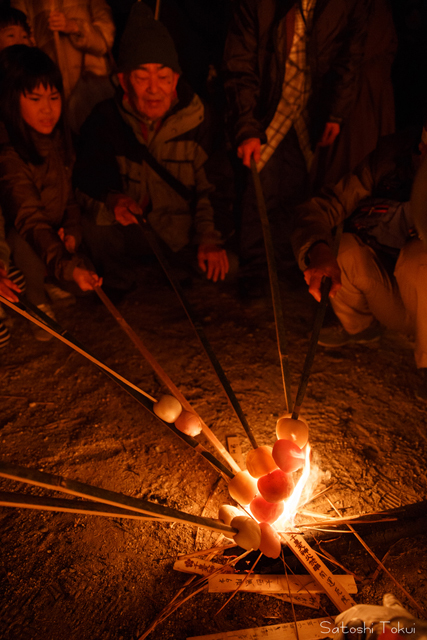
[0,294,156,402]
[0,461,237,536]
[137,218,259,449]
[0,492,161,521]
[50,0,72,98]
[0,294,234,480]
[250,158,293,414]
[292,222,344,419]
[94,286,241,474]
[154,0,162,21]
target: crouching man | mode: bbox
[291,128,427,400]
[74,3,228,295]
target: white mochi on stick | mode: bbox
[153,395,182,423]
[231,516,261,551]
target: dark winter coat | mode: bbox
[74,82,221,252]
[223,0,371,147]
[291,131,420,270]
[0,131,85,282]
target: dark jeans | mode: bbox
[239,126,309,279]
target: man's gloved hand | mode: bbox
[335,594,416,639]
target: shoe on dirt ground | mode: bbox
[45,282,76,306]
[31,302,57,342]
[318,321,382,348]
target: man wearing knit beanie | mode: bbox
[74,2,228,295]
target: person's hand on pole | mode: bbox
[109,194,143,226]
[304,242,341,302]
[0,266,21,303]
[318,122,340,147]
[237,138,261,168]
[72,266,103,291]
[48,11,79,34]
[197,244,229,282]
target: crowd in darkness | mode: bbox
[0,0,427,399]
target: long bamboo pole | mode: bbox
[95,286,241,474]
[137,219,259,449]
[250,158,293,414]
[0,492,161,521]
[0,294,234,480]
[0,462,237,536]
[50,0,72,98]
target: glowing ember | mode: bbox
[275,444,312,529]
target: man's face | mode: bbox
[0,24,31,51]
[120,63,179,120]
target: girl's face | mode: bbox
[20,84,61,135]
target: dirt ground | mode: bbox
[1,263,427,640]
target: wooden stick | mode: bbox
[292,222,344,419]
[250,158,292,414]
[95,286,241,474]
[0,461,237,536]
[0,294,156,402]
[214,551,263,617]
[327,497,427,618]
[50,0,72,98]
[0,294,234,480]
[137,219,259,449]
[154,0,162,20]
[0,492,161,521]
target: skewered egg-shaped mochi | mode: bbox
[175,410,202,436]
[250,495,284,524]
[276,415,309,448]
[246,446,278,478]
[259,522,281,558]
[231,516,261,551]
[153,395,182,423]
[228,470,258,506]
[257,469,294,503]
[272,439,304,473]
[218,504,244,526]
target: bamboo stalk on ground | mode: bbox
[0,492,161,521]
[327,497,427,618]
[0,294,234,480]
[0,461,237,536]
[95,286,241,474]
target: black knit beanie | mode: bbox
[117,2,181,74]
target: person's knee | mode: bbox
[395,239,427,288]
[337,233,375,275]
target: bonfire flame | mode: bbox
[275,443,311,530]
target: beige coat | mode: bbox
[12,0,115,95]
